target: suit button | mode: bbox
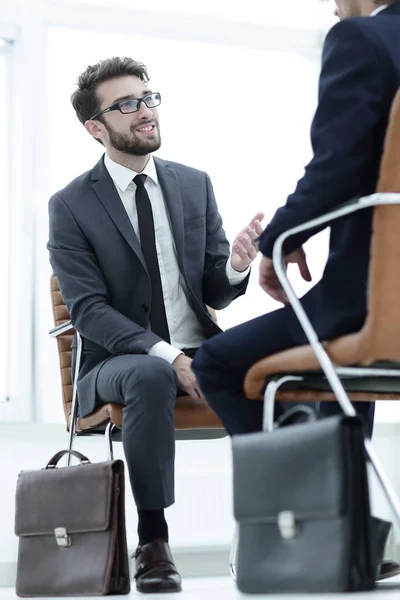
[142,304,149,313]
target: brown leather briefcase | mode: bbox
[15,449,131,597]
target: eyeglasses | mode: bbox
[89,92,161,121]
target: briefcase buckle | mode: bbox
[54,527,71,547]
[278,511,299,540]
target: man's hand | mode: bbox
[259,247,312,304]
[172,354,204,402]
[230,212,265,273]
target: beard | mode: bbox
[346,0,363,17]
[335,0,362,19]
[104,120,161,156]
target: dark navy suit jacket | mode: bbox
[259,2,400,340]
[48,157,248,416]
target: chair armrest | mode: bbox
[49,320,82,437]
[270,191,400,417]
[49,320,74,338]
[272,192,400,333]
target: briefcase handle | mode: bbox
[45,450,91,469]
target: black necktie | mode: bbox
[134,174,170,343]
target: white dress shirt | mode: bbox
[370,4,388,16]
[104,154,248,363]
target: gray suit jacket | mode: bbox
[48,155,248,417]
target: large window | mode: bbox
[0,29,37,423]
[33,25,324,422]
[4,0,396,424]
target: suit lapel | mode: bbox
[91,157,147,272]
[155,158,185,269]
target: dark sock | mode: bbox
[137,509,169,546]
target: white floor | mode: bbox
[1,576,400,599]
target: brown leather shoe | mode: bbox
[134,539,182,593]
[377,559,400,581]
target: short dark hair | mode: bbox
[71,57,149,125]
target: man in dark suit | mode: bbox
[193,0,400,539]
[47,57,263,593]
[193,0,400,581]
[194,0,400,434]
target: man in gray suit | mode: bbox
[47,56,262,593]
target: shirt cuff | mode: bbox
[147,341,183,364]
[225,260,250,285]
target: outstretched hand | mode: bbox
[230,212,264,273]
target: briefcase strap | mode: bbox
[45,449,91,469]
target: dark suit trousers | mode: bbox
[95,348,199,511]
[192,302,375,439]
[96,355,178,510]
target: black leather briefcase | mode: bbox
[232,415,389,594]
[15,449,131,597]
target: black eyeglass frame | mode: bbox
[89,92,161,121]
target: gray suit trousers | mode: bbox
[96,354,178,510]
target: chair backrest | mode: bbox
[50,275,223,431]
[361,88,400,363]
[51,275,75,425]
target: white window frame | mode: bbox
[0,17,48,422]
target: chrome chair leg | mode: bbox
[105,423,115,461]
[263,376,304,432]
[229,525,239,581]
[67,420,75,454]
[66,331,83,465]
